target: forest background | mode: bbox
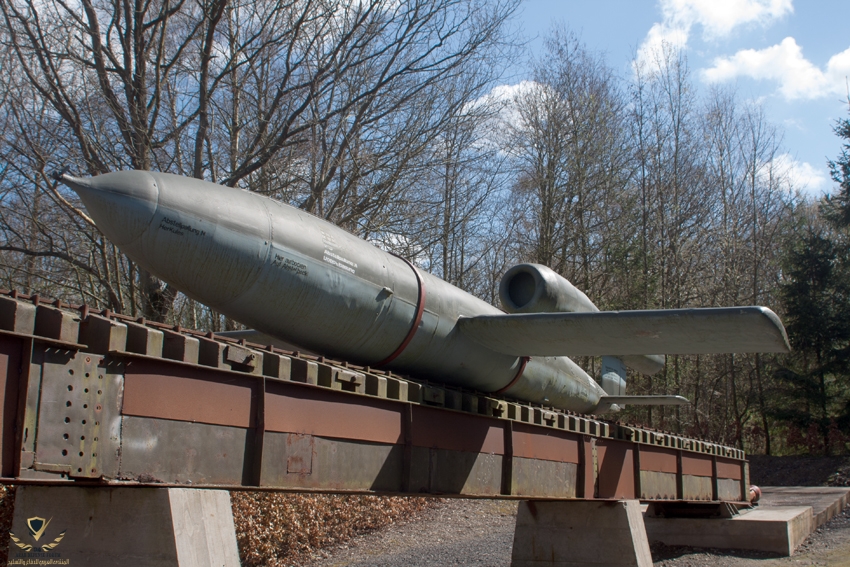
[0,0,848,456]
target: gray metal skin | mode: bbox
[62,171,606,413]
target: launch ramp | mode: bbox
[0,290,769,566]
[0,291,750,501]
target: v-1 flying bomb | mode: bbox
[60,171,790,414]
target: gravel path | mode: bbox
[304,499,518,567]
[304,498,850,567]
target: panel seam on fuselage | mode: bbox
[495,356,531,395]
[374,254,426,367]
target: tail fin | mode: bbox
[601,356,627,395]
[599,355,687,412]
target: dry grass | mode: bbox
[231,492,438,567]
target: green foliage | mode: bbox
[773,225,850,454]
[780,231,850,360]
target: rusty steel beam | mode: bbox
[0,291,751,502]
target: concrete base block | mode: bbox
[510,499,653,567]
[8,486,240,566]
[644,506,813,556]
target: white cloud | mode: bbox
[637,0,792,71]
[702,39,850,100]
[469,80,541,129]
[767,153,829,194]
[637,22,689,68]
[463,81,542,151]
[782,117,803,131]
[475,81,539,107]
[660,0,792,39]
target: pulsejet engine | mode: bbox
[498,263,665,410]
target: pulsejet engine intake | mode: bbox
[500,263,599,316]
[498,264,666,399]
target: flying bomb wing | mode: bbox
[457,306,790,357]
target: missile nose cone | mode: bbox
[61,170,159,245]
[58,174,93,195]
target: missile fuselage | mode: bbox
[66,171,606,413]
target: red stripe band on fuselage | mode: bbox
[375,255,426,367]
[495,356,531,394]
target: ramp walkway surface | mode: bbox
[644,486,850,556]
[757,486,850,527]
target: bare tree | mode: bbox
[506,31,631,297]
[0,0,520,320]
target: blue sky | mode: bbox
[508,0,850,196]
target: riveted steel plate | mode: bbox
[682,454,713,477]
[718,478,743,501]
[34,349,123,479]
[640,470,678,500]
[640,447,679,474]
[122,358,257,428]
[410,447,502,495]
[410,406,504,454]
[683,474,714,500]
[511,424,580,463]
[716,458,743,480]
[264,381,401,443]
[285,433,314,474]
[0,337,21,476]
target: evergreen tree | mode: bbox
[773,228,850,453]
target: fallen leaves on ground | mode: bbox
[231,492,438,567]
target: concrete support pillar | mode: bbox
[8,486,241,566]
[510,499,652,567]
